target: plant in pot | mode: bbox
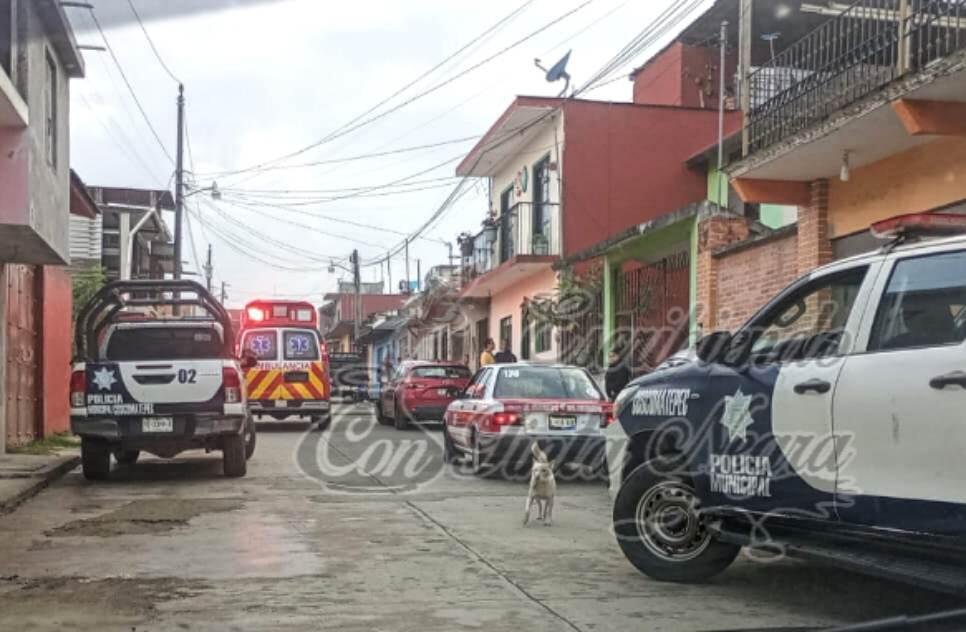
[457,232,475,257]
[481,213,499,244]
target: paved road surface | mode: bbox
[0,403,956,630]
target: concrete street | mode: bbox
[0,403,957,631]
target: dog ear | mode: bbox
[530,442,548,463]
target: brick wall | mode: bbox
[713,229,799,331]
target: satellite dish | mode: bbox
[534,50,572,96]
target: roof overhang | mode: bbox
[37,0,85,78]
[70,170,99,218]
[460,255,556,298]
[456,97,561,177]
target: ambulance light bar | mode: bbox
[871,213,966,240]
[242,301,317,329]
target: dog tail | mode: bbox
[531,442,549,464]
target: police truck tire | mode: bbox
[613,461,739,583]
[222,434,247,478]
[114,449,140,466]
[81,439,111,480]
[244,418,257,460]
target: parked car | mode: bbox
[70,280,256,480]
[377,362,472,430]
[609,213,966,593]
[329,351,369,402]
[443,363,613,476]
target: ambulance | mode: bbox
[238,300,331,430]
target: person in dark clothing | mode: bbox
[494,339,517,364]
[605,350,631,400]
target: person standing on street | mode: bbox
[494,339,517,364]
[605,350,631,400]
[480,338,496,366]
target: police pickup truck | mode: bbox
[609,213,966,594]
[70,280,257,480]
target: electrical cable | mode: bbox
[87,10,176,165]
[126,0,181,84]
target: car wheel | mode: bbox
[222,434,248,478]
[113,449,140,466]
[470,431,497,478]
[613,460,739,583]
[442,426,457,464]
[375,401,390,425]
[393,397,410,431]
[81,439,111,480]
[312,414,331,432]
[244,417,257,459]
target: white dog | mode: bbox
[524,443,557,527]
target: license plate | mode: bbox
[549,415,577,430]
[275,400,288,408]
[142,417,174,433]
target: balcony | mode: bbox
[744,0,966,169]
[460,202,561,298]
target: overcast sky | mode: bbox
[67,0,708,308]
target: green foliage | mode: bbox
[529,264,603,331]
[72,266,106,322]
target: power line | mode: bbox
[126,0,181,84]
[87,10,176,165]
[218,175,459,197]
[214,0,593,179]
[76,91,165,187]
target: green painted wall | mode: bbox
[600,217,697,359]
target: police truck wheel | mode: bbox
[114,449,140,466]
[81,439,111,480]
[613,461,738,583]
[222,434,247,478]
[243,418,257,460]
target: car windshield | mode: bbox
[493,366,603,400]
[106,327,223,361]
[410,366,471,379]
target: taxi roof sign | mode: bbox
[871,213,966,240]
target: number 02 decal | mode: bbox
[178,368,197,384]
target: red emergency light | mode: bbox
[241,300,317,330]
[871,213,966,240]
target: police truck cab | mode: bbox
[609,213,966,594]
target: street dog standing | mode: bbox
[524,443,557,527]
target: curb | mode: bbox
[0,455,80,516]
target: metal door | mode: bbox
[5,264,41,447]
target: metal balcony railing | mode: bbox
[459,202,561,287]
[747,0,966,154]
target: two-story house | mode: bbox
[0,1,84,450]
[455,88,735,370]
[686,0,966,332]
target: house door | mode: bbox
[5,264,41,448]
[532,157,551,249]
[499,187,514,263]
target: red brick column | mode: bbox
[797,179,833,274]
[695,214,750,333]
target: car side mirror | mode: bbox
[695,331,733,364]
[240,351,258,370]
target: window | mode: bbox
[494,367,604,401]
[106,327,223,361]
[499,316,512,351]
[0,0,12,79]
[242,330,278,360]
[869,251,966,352]
[283,331,319,360]
[745,267,868,363]
[535,318,551,354]
[532,155,552,240]
[411,365,472,380]
[44,50,57,168]
[520,305,531,360]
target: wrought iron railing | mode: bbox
[747,0,966,154]
[495,201,560,264]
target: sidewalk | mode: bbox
[0,452,80,515]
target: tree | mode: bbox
[72,266,106,324]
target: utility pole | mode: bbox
[416,258,422,292]
[204,244,213,292]
[404,238,411,294]
[739,0,753,156]
[387,252,392,294]
[352,249,362,347]
[220,281,229,303]
[717,20,729,207]
[173,83,185,280]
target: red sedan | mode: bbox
[377,362,472,430]
[443,363,613,476]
